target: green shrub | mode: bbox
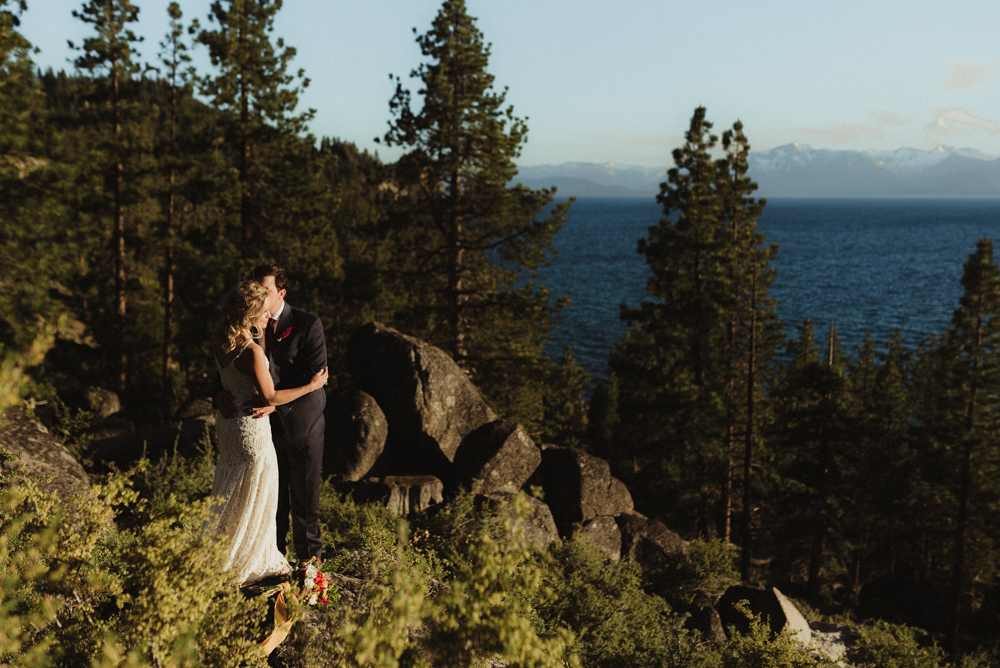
[48,396,95,460]
[852,620,948,668]
[129,428,217,515]
[0,468,138,666]
[654,537,739,607]
[0,446,272,667]
[714,604,833,668]
[306,495,577,667]
[410,485,510,579]
[318,481,417,582]
[113,495,268,667]
[537,538,700,668]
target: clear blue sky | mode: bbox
[17,0,1000,167]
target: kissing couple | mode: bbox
[208,264,329,585]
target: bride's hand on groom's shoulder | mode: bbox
[310,367,329,390]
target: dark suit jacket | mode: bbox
[267,302,327,444]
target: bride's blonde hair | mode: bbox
[216,280,269,354]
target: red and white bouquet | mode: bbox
[292,557,336,606]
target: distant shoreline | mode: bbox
[542,193,1000,200]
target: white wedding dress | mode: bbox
[210,343,289,585]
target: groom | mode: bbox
[246,264,327,561]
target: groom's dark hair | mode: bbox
[250,264,287,292]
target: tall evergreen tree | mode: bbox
[381,0,584,436]
[71,0,142,395]
[945,238,1000,645]
[611,108,781,551]
[0,0,70,350]
[612,107,726,535]
[843,332,920,587]
[198,0,313,259]
[767,319,853,597]
[715,119,782,573]
[156,2,195,420]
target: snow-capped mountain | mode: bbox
[747,143,1000,196]
[514,145,1000,197]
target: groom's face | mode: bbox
[258,276,286,317]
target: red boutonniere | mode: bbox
[277,327,292,342]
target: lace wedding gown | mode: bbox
[210,345,289,585]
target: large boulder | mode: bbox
[577,515,622,561]
[615,512,689,589]
[324,387,387,482]
[808,621,857,665]
[84,387,121,419]
[451,420,541,495]
[347,323,496,478]
[717,585,811,646]
[540,446,633,535]
[481,492,560,549]
[0,409,90,496]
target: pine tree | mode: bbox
[0,1,72,351]
[0,0,37,165]
[716,119,782,574]
[160,2,191,419]
[945,238,1000,646]
[612,107,726,535]
[611,108,781,549]
[768,319,853,597]
[381,0,584,436]
[71,0,142,396]
[156,2,195,420]
[197,0,313,259]
[844,331,919,586]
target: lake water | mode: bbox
[539,196,1000,379]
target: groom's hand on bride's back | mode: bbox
[215,391,238,419]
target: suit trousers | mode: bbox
[273,424,324,560]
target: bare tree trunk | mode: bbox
[112,57,127,397]
[723,424,733,543]
[163,75,176,421]
[239,18,253,258]
[950,301,983,648]
[740,251,757,581]
[447,167,466,365]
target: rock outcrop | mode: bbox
[577,515,622,561]
[451,419,541,495]
[481,492,560,549]
[84,387,121,419]
[347,323,496,478]
[539,446,633,536]
[324,388,387,482]
[717,585,811,646]
[616,512,689,580]
[0,409,90,496]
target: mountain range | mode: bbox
[514,144,1000,198]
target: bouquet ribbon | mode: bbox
[259,581,293,655]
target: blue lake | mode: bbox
[538,196,1000,379]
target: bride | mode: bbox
[209,280,328,585]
